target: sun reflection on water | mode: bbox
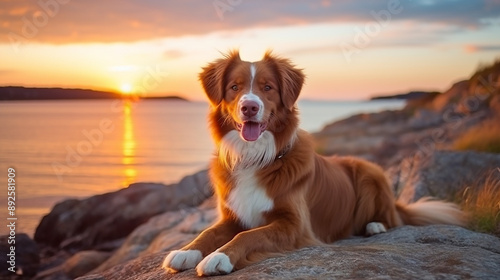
[122,101,136,187]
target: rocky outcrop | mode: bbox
[388,150,500,203]
[314,71,498,168]
[0,233,39,278]
[34,170,211,251]
[78,225,500,280]
[32,170,211,280]
[313,110,412,160]
[34,251,112,280]
[90,198,218,273]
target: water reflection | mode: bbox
[122,101,136,187]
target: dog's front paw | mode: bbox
[366,222,387,236]
[196,251,233,276]
[162,249,202,273]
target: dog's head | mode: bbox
[199,50,304,145]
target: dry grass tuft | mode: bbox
[461,169,500,236]
[453,118,500,153]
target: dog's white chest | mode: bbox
[227,168,274,229]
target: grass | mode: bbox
[453,118,500,153]
[469,59,500,100]
[470,58,500,83]
[460,169,500,236]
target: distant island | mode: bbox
[370,91,439,101]
[0,86,188,101]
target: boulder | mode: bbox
[78,225,500,280]
[63,251,112,279]
[407,108,443,129]
[388,150,500,203]
[0,233,40,278]
[34,251,111,280]
[91,198,217,273]
[34,170,211,250]
[34,248,72,280]
[313,110,411,157]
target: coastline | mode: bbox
[0,86,188,101]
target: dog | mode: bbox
[162,51,466,276]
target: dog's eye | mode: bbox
[264,85,272,91]
[231,85,238,91]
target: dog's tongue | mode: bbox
[241,122,261,141]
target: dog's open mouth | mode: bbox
[237,121,267,142]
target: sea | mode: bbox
[0,99,404,236]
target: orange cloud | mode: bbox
[464,44,500,53]
[1,0,499,44]
[465,45,479,53]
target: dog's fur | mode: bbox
[162,51,466,276]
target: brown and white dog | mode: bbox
[162,51,466,276]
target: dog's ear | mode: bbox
[199,50,241,107]
[263,51,305,111]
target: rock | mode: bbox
[314,101,495,168]
[91,198,217,273]
[38,246,71,270]
[313,110,411,157]
[34,251,111,280]
[490,94,500,114]
[34,248,72,280]
[34,170,211,250]
[77,225,500,280]
[407,108,443,129]
[315,105,494,168]
[388,150,500,203]
[313,65,499,167]
[64,251,112,279]
[430,80,469,112]
[0,233,40,278]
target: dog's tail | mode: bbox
[396,198,467,227]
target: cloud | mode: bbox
[285,20,465,57]
[465,44,500,53]
[1,0,499,44]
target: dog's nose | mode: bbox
[241,100,260,117]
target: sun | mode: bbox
[120,83,133,95]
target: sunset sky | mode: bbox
[1,0,499,100]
